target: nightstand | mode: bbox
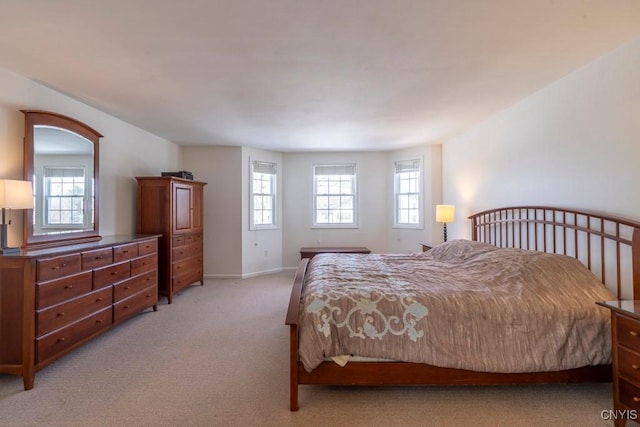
[300,246,371,260]
[596,300,640,427]
[419,242,441,252]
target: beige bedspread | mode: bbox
[298,239,616,373]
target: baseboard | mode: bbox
[204,267,286,280]
[240,267,283,278]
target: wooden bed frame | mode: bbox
[285,206,640,411]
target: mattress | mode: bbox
[298,239,616,373]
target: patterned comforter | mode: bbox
[298,239,616,373]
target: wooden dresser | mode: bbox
[0,234,160,390]
[597,300,640,426]
[136,176,207,303]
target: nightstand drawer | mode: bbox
[619,345,640,384]
[619,378,640,411]
[617,313,640,352]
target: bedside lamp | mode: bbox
[435,204,455,242]
[0,179,34,254]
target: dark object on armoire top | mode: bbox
[161,171,194,180]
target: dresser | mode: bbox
[0,234,160,390]
[597,300,640,426]
[136,176,207,303]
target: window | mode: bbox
[394,158,422,227]
[313,164,357,227]
[43,167,87,227]
[250,160,277,229]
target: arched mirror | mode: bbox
[22,110,102,249]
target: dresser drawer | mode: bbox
[172,245,191,261]
[131,253,157,276]
[172,269,202,294]
[81,248,114,270]
[37,271,93,309]
[138,239,157,256]
[113,287,157,322]
[37,254,82,282]
[35,306,112,364]
[114,243,139,262]
[36,287,112,336]
[114,271,156,303]
[189,241,202,256]
[173,235,187,247]
[173,256,202,277]
[617,313,640,352]
[93,261,131,289]
[184,234,197,245]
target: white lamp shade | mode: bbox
[0,179,34,209]
[435,204,455,223]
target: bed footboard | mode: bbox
[285,258,309,411]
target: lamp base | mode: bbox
[0,246,21,254]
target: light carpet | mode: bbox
[0,271,624,426]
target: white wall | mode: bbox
[443,36,640,239]
[241,147,283,277]
[282,148,443,268]
[181,146,243,277]
[0,67,180,247]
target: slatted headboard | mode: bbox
[468,206,640,300]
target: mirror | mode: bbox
[22,110,102,249]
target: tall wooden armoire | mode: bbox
[136,176,207,303]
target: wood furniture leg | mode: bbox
[289,325,299,411]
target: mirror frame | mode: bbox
[22,110,102,249]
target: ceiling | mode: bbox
[0,1,639,152]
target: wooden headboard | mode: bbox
[468,206,640,300]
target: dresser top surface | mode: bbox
[0,234,161,260]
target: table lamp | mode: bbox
[435,204,455,242]
[0,179,34,254]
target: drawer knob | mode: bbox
[57,337,65,342]
[633,364,640,370]
[111,272,117,276]
[124,286,131,290]
[64,285,73,289]
[634,397,640,403]
[630,331,639,337]
[124,305,130,309]
[57,312,65,317]
[96,319,103,324]
[96,298,104,302]
[123,250,129,254]
[95,256,102,260]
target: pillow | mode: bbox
[428,239,497,261]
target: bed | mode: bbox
[285,206,640,411]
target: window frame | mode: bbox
[393,158,423,229]
[249,159,278,231]
[312,163,358,228]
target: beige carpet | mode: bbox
[0,271,623,426]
